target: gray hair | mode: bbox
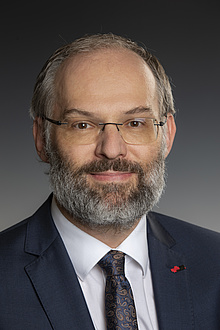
[30,33,175,120]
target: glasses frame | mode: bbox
[42,115,167,144]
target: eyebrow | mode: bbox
[124,106,153,115]
[63,106,154,118]
[63,108,95,117]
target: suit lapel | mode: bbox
[24,197,95,330]
[147,213,194,329]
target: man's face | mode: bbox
[35,48,176,230]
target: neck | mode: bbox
[57,203,140,248]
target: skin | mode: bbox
[33,48,176,247]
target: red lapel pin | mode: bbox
[170,265,186,273]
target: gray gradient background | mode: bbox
[1,1,219,231]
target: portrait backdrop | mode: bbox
[1,0,219,231]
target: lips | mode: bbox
[89,171,134,182]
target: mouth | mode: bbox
[89,170,135,182]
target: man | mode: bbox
[0,34,220,329]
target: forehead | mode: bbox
[55,48,158,116]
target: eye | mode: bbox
[126,119,145,128]
[129,121,140,127]
[69,121,94,130]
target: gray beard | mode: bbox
[47,145,166,231]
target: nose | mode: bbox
[95,124,127,160]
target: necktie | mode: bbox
[98,250,138,329]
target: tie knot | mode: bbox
[98,250,125,276]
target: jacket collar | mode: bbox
[24,195,57,256]
[147,211,176,248]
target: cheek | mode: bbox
[55,134,97,165]
[127,142,162,164]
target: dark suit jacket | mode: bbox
[1,195,220,329]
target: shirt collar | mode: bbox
[117,214,148,276]
[51,197,148,281]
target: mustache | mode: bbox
[72,159,145,176]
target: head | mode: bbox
[30,33,175,123]
[31,33,176,231]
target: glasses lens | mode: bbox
[120,118,159,145]
[62,120,99,145]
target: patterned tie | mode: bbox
[98,250,138,329]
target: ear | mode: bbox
[164,114,176,158]
[33,117,49,163]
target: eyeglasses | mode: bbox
[43,116,167,145]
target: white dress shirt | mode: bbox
[51,197,159,330]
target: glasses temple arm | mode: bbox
[42,117,65,126]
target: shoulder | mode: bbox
[149,211,220,238]
[0,218,30,250]
[148,211,220,253]
[0,195,53,253]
